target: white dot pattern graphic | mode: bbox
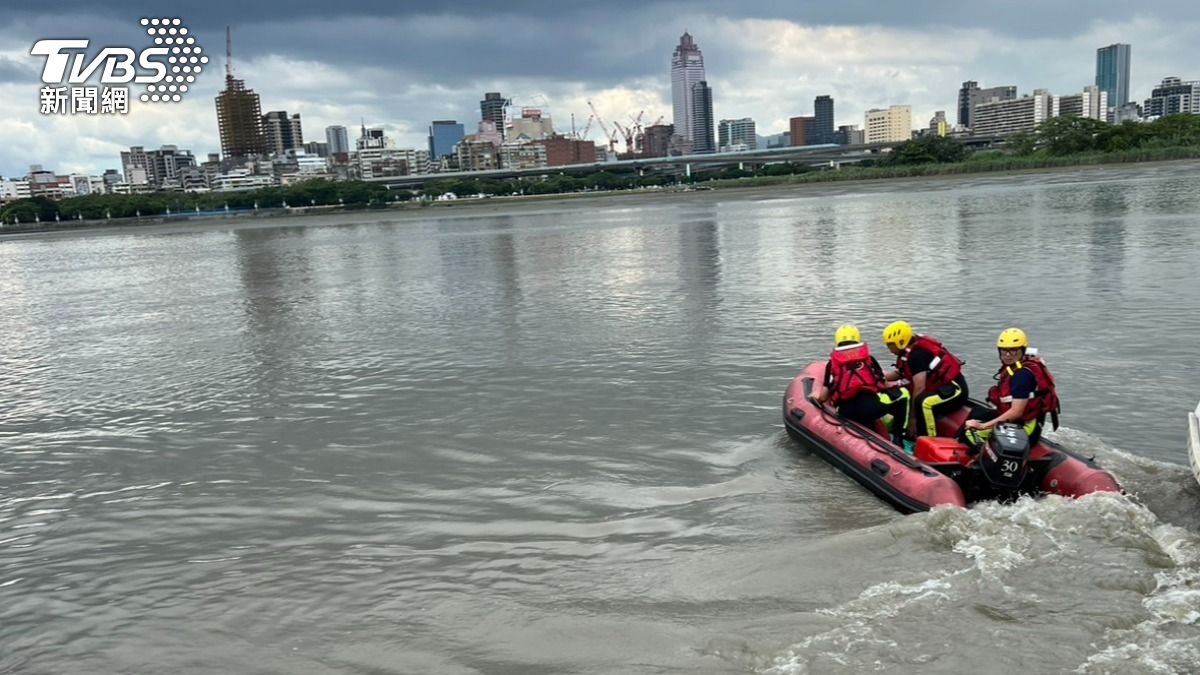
[140,17,204,104]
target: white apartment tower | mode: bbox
[972,90,1054,137]
[671,32,706,146]
[864,105,913,144]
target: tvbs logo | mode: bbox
[31,18,206,115]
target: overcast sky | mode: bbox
[2,1,1198,178]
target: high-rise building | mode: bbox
[532,137,598,166]
[834,125,864,146]
[864,105,912,143]
[762,132,790,148]
[813,95,835,144]
[789,116,815,146]
[975,86,1018,113]
[455,138,500,172]
[1096,43,1132,108]
[1144,76,1200,117]
[101,169,122,192]
[972,90,1053,137]
[690,81,715,154]
[958,81,1018,129]
[717,118,756,151]
[357,125,389,150]
[507,109,555,141]
[1055,86,1108,120]
[215,77,266,159]
[928,111,948,137]
[641,124,674,157]
[262,111,303,156]
[1,178,32,202]
[499,142,548,170]
[972,86,1017,130]
[120,145,197,189]
[671,32,707,146]
[957,81,979,127]
[325,125,350,156]
[428,120,466,159]
[480,93,507,139]
[214,27,266,160]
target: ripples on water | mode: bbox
[1,164,1199,673]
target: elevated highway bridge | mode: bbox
[367,135,1006,190]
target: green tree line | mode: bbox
[0,179,403,224]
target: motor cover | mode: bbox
[980,423,1031,489]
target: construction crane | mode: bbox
[586,100,620,154]
[577,113,595,141]
[612,120,636,156]
[628,111,647,155]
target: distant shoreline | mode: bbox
[4,155,1199,239]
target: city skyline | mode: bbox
[3,2,1200,177]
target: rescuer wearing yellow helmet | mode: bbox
[815,324,911,446]
[960,328,1061,447]
[880,321,970,439]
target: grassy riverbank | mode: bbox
[702,145,1200,189]
[3,155,1200,238]
[3,114,1200,235]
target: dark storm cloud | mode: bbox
[0,56,37,84]
[9,0,1198,38]
[4,1,1194,90]
[2,0,1197,178]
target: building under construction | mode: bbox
[215,27,266,160]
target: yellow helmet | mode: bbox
[997,327,1028,349]
[835,324,861,345]
[883,321,913,349]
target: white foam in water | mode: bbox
[762,489,1200,675]
[763,577,952,674]
[1075,520,1200,674]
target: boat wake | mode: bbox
[757,428,1200,674]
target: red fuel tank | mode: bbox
[914,437,974,467]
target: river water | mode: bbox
[2,162,1199,674]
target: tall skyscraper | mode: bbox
[325,126,349,155]
[671,32,707,146]
[813,95,835,144]
[262,111,303,156]
[690,81,715,154]
[214,27,266,159]
[1096,43,1131,108]
[480,93,507,138]
[957,81,979,127]
[428,120,466,159]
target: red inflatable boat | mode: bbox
[782,361,1121,513]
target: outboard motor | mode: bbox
[979,423,1031,490]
